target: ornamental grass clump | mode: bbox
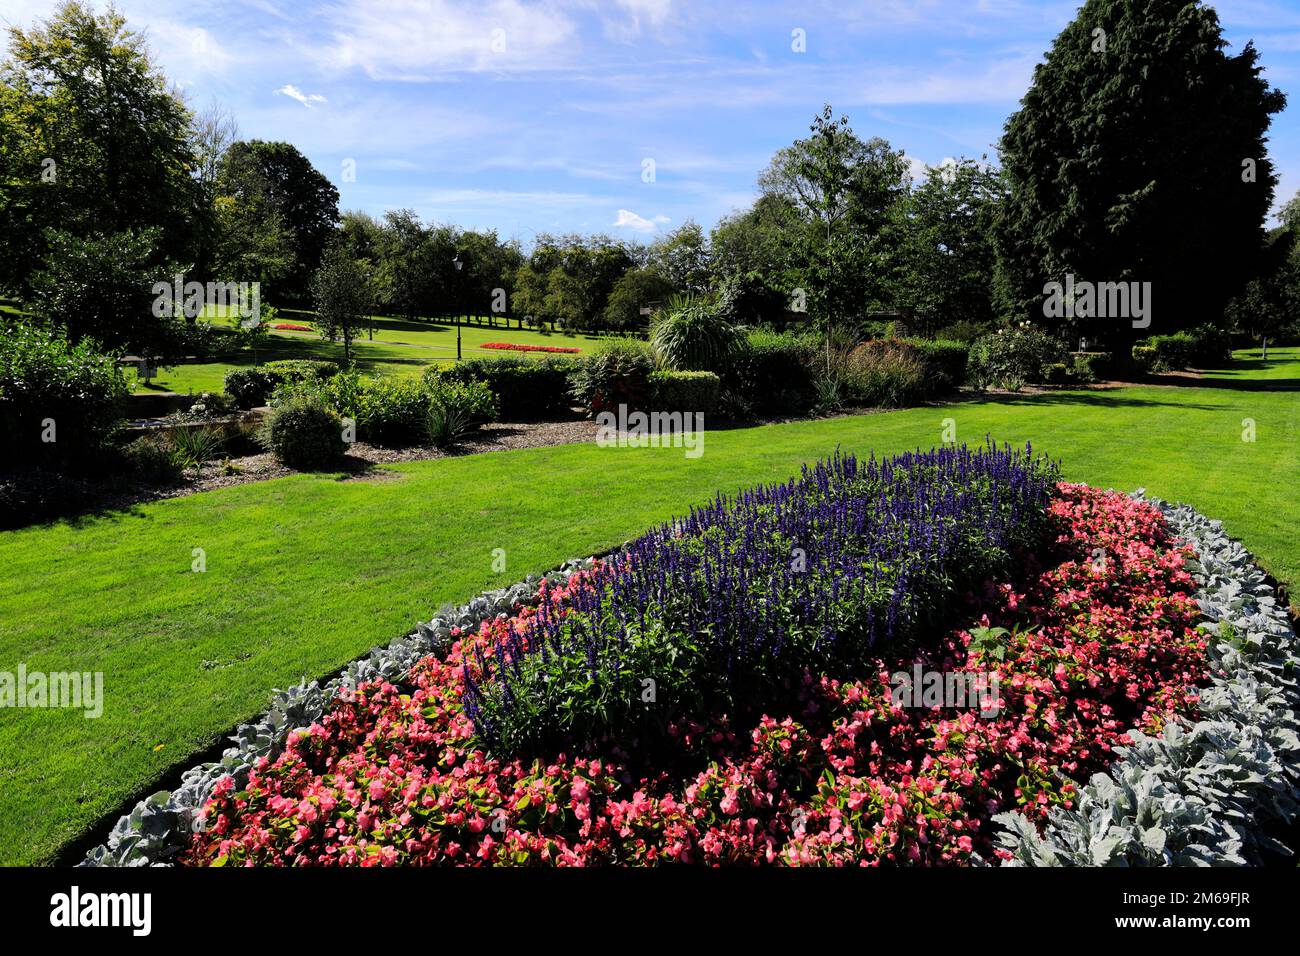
[463,442,1058,757]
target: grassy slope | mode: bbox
[0,349,1296,864]
[135,313,605,395]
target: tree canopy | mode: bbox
[0,1,203,294]
[995,0,1286,351]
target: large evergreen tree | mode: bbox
[994,0,1285,353]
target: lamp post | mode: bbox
[451,254,464,361]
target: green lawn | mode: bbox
[135,311,606,395]
[1,349,1296,865]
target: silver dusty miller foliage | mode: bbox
[82,495,1299,867]
[994,494,1300,867]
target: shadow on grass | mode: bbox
[1143,370,1300,392]
[947,389,1224,412]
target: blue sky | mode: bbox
[3,0,1299,245]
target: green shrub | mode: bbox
[716,387,756,421]
[263,359,340,381]
[932,319,993,343]
[275,372,441,448]
[569,338,657,415]
[423,379,496,448]
[1071,352,1112,382]
[259,393,345,469]
[898,338,970,391]
[1186,323,1233,366]
[648,370,721,413]
[429,356,575,419]
[120,435,182,481]
[1131,344,1157,372]
[354,378,432,447]
[723,329,817,413]
[1145,332,1196,372]
[843,341,928,407]
[223,368,274,408]
[0,322,128,466]
[967,325,1067,389]
[224,360,339,409]
[1141,326,1232,372]
[425,377,498,426]
[1043,362,1071,385]
[650,294,744,372]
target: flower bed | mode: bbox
[178,478,1214,866]
[84,451,1299,867]
[271,323,313,332]
[482,342,581,354]
[463,445,1056,756]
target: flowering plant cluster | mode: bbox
[482,342,581,354]
[465,444,1057,755]
[183,481,1207,866]
[271,323,313,332]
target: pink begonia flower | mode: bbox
[184,484,1206,868]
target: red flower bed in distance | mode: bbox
[184,484,1206,866]
[271,323,313,332]
[482,342,581,354]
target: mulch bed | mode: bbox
[2,402,908,528]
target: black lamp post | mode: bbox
[451,254,464,361]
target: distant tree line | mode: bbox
[2,0,1297,362]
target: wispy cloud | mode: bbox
[275,84,327,108]
[315,0,579,79]
[0,0,1293,240]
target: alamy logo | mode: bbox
[50,886,151,936]
[889,665,1001,717]
[0,664,102,718]
[152,276,261,327]
[595,405,704,459]
[1042,273,1151,328]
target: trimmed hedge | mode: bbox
[1144,333,1197,372]
[276,371,498,449]
[428,356,575,419]
[1137,325,1233,373]
[648,370,721,412]
[225,360,340,409]
[723,329,817,414]
[899,338,969,391]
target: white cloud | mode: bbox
[859,54,1038,104]
[318,0,578,79]
[900,152,927,182]
[601,0,672,41]
[275,84,328,107]
[613,208,670,232]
